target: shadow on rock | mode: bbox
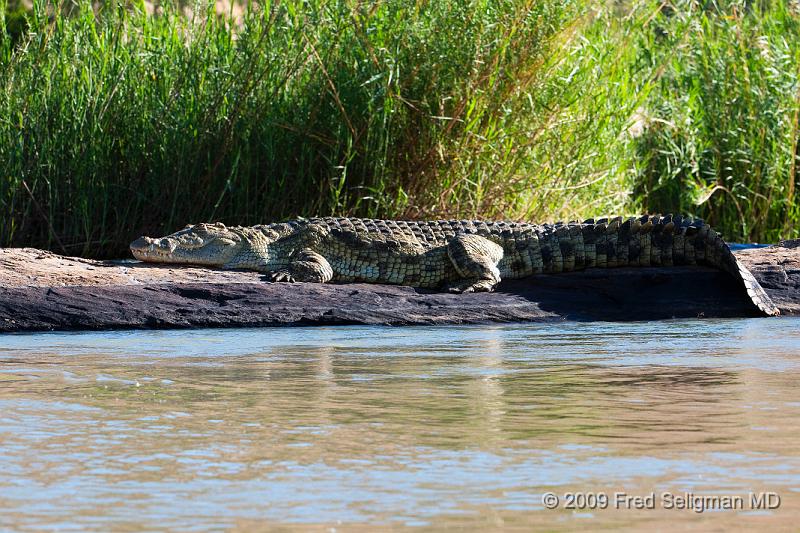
[495,266,761,321]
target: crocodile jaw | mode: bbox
[130,236,185,262]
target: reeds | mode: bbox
[1,0,798,257]
[631,0,800,243]
[0,0,588,256]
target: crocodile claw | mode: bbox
[447,285,471,294]
[446,280,495,293]
[269,270,295,283]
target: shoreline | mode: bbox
[1,243,798,332]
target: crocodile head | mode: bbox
[130,222,246,267]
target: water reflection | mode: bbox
[0,319,799,529]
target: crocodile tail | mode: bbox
[709,230,781,316]
[586,214,779,316]
[694,220,780,317]
[734,256,780,316]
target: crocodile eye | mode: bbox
[216,238,237,247]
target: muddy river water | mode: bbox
[1,319,799,530]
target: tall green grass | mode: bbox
[631,0,800,243]
[0,0,798,258]
[2,0,619,257]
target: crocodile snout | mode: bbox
[130,236,177,261]
[130,236,153,250]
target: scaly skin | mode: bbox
[130,215,780,316]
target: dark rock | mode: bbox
[0,245,798,332]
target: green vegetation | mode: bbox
[0,0,798,257]
[633,1,800,243]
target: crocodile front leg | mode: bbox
[269,249,334,283]
[445,234,504,293]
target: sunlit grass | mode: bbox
[631,0,800,243]
[0,0,798,257]
[0,0,599,256]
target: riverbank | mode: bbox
[0,243,798,332]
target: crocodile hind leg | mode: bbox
[445,234,505,293]
[269,249,334,283]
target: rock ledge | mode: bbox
[0,243,798,332]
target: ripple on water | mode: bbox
[0,318,799,529]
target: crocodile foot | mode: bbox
[446,279,497,294]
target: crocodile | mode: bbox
[130,215,780,316]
